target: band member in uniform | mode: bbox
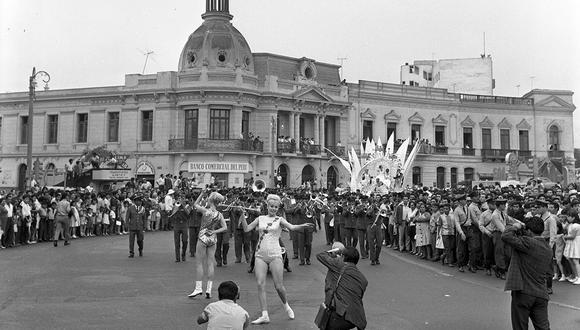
[323,198,335,245]
[231,195,252,264]
[478,198,497,276]
[188,190,228,299]
[188,197,201,258]
[343,199,357,247]
[126,197,146,258]
[356,199,370,259]
[368,205,387,265]
[240,194,314,325]
[284,195,300,260]
[170,198,189,262]
[215,196,232,267]
[334,198,345,244]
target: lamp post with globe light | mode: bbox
[27,67,51,189]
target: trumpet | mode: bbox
[252,179,266,193]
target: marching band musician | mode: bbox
[369,205,389,265]
[343,199,358,248]
[355,197,369,259]
[334,198,345,244]
[284,194,301,260]
[215,194,233,267]
[231,195,252,264]
[170,197,189,263]
[322,198,335,245]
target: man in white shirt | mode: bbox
[163,189,175,230]
[197,281,249,330]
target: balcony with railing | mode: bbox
[548,150,565,158]
[277,141,296,154]
[434,145,448,154]
[481,149,514,162]
[458,93,534,106]
[325,146,346,157]
[300,143,321,155]
[168,138,263,152]
[518,150,532,159]
[462,148,475,156]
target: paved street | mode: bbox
[1,230,579,330]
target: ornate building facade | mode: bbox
[0,0,576,190]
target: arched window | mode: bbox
[548,125,560,150]
[412,166,421,185]
[464,167,474,182]
[450,167,458,188]
[436,167,445,189]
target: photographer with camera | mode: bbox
[502,216,553,330]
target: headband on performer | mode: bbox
[266,194,281,205]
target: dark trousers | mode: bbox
[1,217,13,247]
[357,228,368,258]
[389,223,398,248]
[298,229,313,262]
[456,226,470,267]
[188,226,200,256]
[215,232,230,265]
[234,229,251,262]
[367,225,383,262]
[54,216,70,242]
[481,234,495,270]
[325,310,356,330]
[335,223,344,244]
[442,234,456,264]
[129,230,144,255]
[510,291,550,330]
[344,227,357,248]
[324,222,334,245]
[291,230,299,258]
[493,231,510,272]
[38,219,48,241]
[173,226,188,260]
[47,219,54,243]
[469,225,483,266]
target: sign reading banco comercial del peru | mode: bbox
[188,162,250,174]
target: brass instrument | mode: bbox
[252,179,266,192]
[379,208,388,217]
[218,201,261,213]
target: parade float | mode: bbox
[326,134,422,195]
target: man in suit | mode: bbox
[126,197,146,258]
[395,194,411,252]
[187,198,201,258]
[170,198,189,262]
[502,217,552,330]
[317,246,368,330]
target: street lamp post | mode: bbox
[27,67,51,189]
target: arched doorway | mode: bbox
[18,164,27,191]
[327,166,338,191]
[277,164,289,188]
[301,165,316,186]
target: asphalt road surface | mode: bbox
[1,229,579,330]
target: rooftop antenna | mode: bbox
[139,49,155,74]
[337,57,348,80]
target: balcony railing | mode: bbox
[481,148,514,162]
[462,148,475,156]
[326,146,346,157]
[277,141,296,153]
[518,150,532,158]
[168,138,263,152]
[434,145,448,154]
[458,93,534,106]
[300,143,321,155]
[548,150,565,158]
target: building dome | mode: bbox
[178,0,254,72]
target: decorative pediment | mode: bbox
[360,108,376,119]
[460,115,475,127]
[498,117,512,129]
[384,110,401,122]
[535,95,573,108]
[293,87,332,102]
[432,114,448,125]
[408,112,425,124]
[479,116,494,128]
[516,119,531,130]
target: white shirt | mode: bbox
[21,201,32,217]
[164,195,174,211]
[203,300,249,330]
[156,177,164,186]
[5,204,14,217]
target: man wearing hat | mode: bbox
[489,196,518,279]
[125,197,146,258]
[453,194,471,272]
[478,198,497,276]
[537,199,557,295]
[368,206,387,265]
[170,197,189,262]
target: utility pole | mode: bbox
[27,67,51,190]
[270,116,276,188]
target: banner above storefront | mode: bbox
[188,162,250,173]
[92,169,134,181]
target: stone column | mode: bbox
[320,115,326,149]
[289,113,295,140]
[314,115,320,145]
[295,114,301,153]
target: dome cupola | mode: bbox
[178,0,254,72]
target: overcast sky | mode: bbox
[1,0,579,143]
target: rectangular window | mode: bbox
[108,112,120,142]
[362,120,373,140]
[410,124,421,142]
[386,122,397,141]
[423,71,427,80]
[519,130,529,150]
[210,109,230,140]
[435,125,445,145]
[77,113,88,143]
[500,129,510,150]
[463,127,473,148]
[47,115,59,144]
[427,72,433,81]
[241,111,250,138]
[21,116,29,144]
[409,80,414,86]
[184,109,199,148]
[412,167,421,185]
[450,167,457,188]
[482,128,492,149]
[141,111,153,141]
